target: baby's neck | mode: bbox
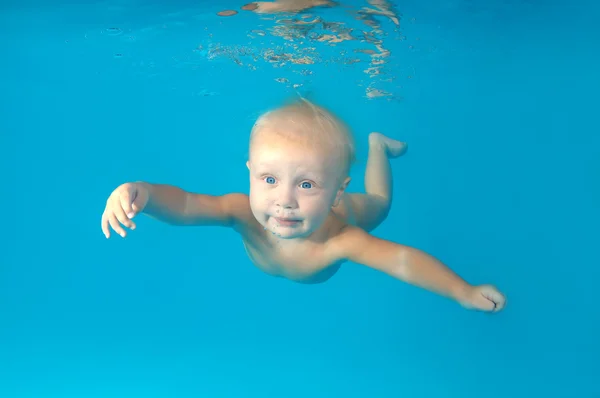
[265,232,309,248]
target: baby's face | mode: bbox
[247,132,346,239]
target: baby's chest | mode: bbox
[242,240,340,283]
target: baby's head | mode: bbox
[246,98,355,239]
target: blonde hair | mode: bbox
[249,97,356,176]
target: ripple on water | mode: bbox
[105,27,123,36]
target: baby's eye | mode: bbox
[264,176,276,184]
[300,181,313,189]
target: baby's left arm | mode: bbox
[329,226,506,312]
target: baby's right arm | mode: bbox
[101,181,246,238]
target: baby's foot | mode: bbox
[369,132,407,157]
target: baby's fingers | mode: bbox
[119,190,137,219]
[491,294,506,312]
[482,287,506,312]
[113,198,136,231]
[107,212,128,238]
[101,211,111,238]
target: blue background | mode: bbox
[1,0,598,396]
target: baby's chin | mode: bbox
[264,219,312,239]
[264,228,300,239]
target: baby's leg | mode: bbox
[348,132,406,231]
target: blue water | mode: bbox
[1,0,599,397]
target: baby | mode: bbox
[101,99,506,313]
[242,0,336,14]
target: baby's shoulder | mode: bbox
[220,193,265,233]
[220,193,254,224]
[323,223,372,261]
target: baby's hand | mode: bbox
[460,284,506,313]
[101,182,149,238]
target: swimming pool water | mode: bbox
[1,0,599,397]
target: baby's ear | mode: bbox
[341,176,351,190]
[333,177,351,207]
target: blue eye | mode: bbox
[300,181,312,189]
[265,176,276,184]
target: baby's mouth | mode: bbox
[273,217,302,226]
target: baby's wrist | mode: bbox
[451,282,473,305]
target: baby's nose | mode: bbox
[276,188,298,209]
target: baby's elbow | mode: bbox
[391,247,412,280]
